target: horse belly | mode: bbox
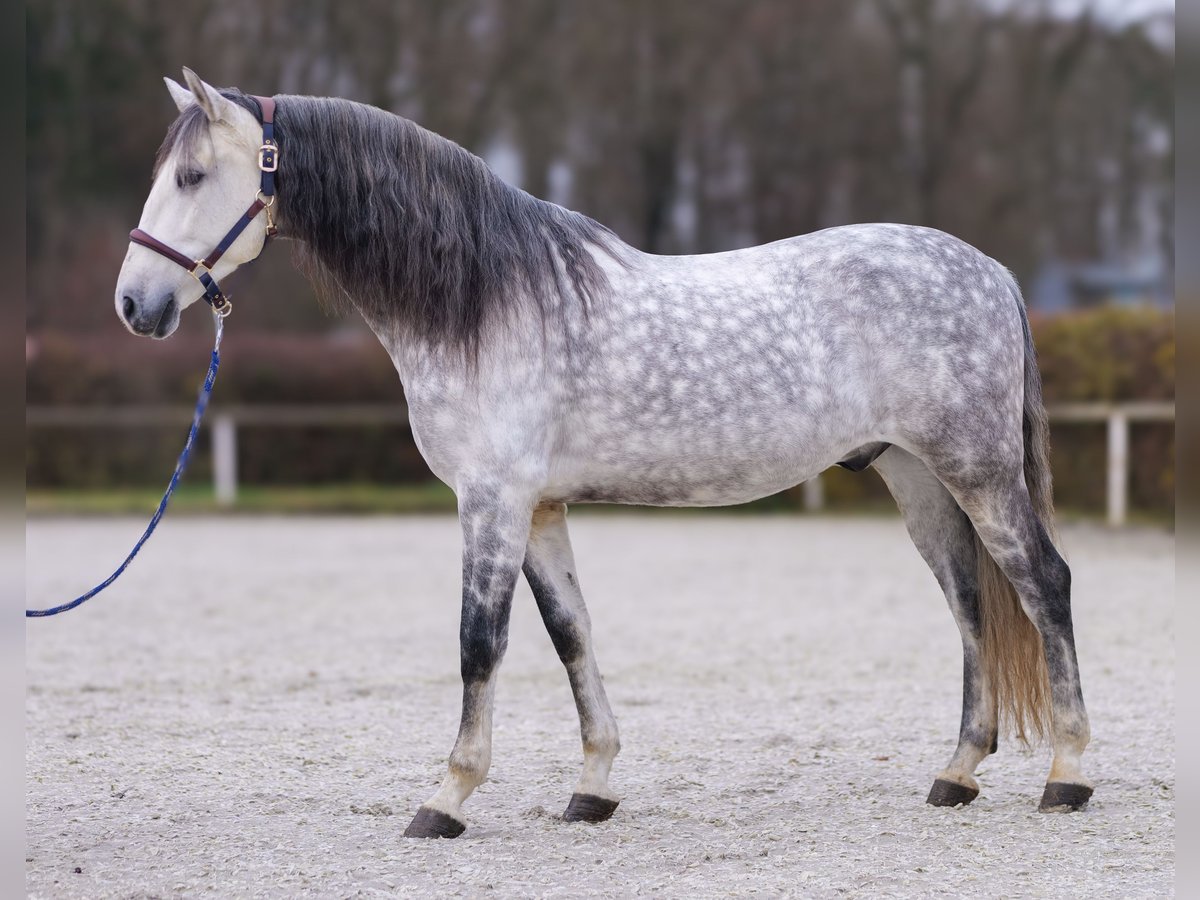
[547,407,861,507]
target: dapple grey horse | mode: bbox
[115,69,1092,839]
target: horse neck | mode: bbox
[271,94,626,362]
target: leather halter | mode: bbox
[129,95,279,317]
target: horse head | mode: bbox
[115,68,272,337]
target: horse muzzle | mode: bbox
[118,289,180,339]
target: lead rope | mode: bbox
[27,311,225,617]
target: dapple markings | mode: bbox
[115,69,1093,838]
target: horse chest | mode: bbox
[392,357,560,491]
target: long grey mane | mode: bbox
[157,88,622,355]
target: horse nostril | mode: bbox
[122,296,137,322]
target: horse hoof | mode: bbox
[1039,782,1093,812]
[403,806,467,838]
[563,793,619,823]
[926,778,979,807]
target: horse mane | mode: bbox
[156,88,624,356]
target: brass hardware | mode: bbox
[258,141,278,172]
[256,191,277,235]
[191,262,232,315]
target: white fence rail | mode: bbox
[28,401,1173,525]
[1041,401,1175,525]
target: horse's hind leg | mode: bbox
[523,503,621,822]
[404,485,534,839]
[947,474,1092,812]
[873,447,996,806]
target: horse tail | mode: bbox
[974,270,1053,744]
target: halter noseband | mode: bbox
[129,95,279,317]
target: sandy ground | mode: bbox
[26,515,1174,898]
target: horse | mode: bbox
[115,68,1093,838]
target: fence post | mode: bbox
[213,414,238,507]
[1106,409,1128,527]
[803,475,824,512]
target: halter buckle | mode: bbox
[190,262,232,316]
[258,141,278,172]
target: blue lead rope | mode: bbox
[27,313,225,617]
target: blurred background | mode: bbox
[25,0,1175,521]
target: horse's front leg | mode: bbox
[404,485,534,839]
[523,502,621,823]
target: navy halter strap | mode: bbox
[128,95,278,317]
[26,96,279,617]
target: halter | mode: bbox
[128,95,279,317]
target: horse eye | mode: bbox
[175,170,205,189]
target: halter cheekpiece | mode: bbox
[128,95,279,317]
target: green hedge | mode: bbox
[1033,307,1174,515]
[1033,307,1174,403]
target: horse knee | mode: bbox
[459,592,513,682]
[524,562,587,666]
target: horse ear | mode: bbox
[164,77,193,113]
[181,67,233,123]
